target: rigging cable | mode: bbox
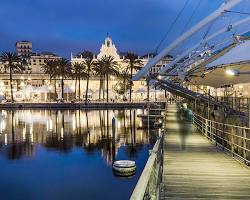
[224,10,250,16]
[154,0,190,54]
[180,0,202,36]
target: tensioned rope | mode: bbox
[180,0,202,36]
[154,0,190,54]
[224,10,250,16]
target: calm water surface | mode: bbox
[0,109,159,200]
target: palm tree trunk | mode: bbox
[10,67,14,102]
[78,77,81,101]
[75,78,77,99]
[123,78,126,97]
[130,65,133,102]
[54,79,57,100]
[85,72,90,103]
[106,74,109,103]
[61,78,64,100]
[48,77,51,102]
[102,77,105,100]
[99,78,102,100]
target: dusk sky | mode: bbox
[0,0,243,57]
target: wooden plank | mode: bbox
[161,104,250,199]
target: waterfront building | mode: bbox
[71,36,172,101]
[15,41,32,58]
[30,52,61,74]
[0,37,172,102]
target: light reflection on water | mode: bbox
[0,109,158,200]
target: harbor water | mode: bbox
[0,109,159,200]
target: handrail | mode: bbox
[194,115,250,142]
[194,113,250,130]
[193,113,250,166]
[130,131,164,200]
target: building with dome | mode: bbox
[0,37,172,102]
[70,36,172,101]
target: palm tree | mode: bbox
[0,52,24,102]
[96,56,120,102]
[81,51,96,103]
[71,62,87,101]
[115,69,130,97]
[42,59,58,100]
[93,62,105,100]
[55,58,71,100]
[124,52,143,102]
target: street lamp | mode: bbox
[157,75,163,80]
[226,69,250,76]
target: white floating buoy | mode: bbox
[113,160,136,177]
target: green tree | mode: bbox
[42,59,59,100]
[55,58,72,100]
[0,52,24,102]
[124,52,143,102]
[81,51,96,103]
[115,69,130,96]
[96,56,120,102]
[93,61,105,100]
[71,62,88,101]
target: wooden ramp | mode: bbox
[161,104,250,199]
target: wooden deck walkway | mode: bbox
[160,104,250,199]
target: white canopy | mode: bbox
[22,85,34,93]
[136,87,146,93]
[64,87,74,93]
[207,40,250,68]
[35,85,50,93]
[86,89,94,94]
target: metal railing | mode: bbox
[130,131,164,200]
[193,113,250,166]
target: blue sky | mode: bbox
[0,0,241,57]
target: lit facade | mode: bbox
[15,41,32,57]
[30,52,61,74]
[0,37,172,102]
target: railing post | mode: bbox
[208,89,210,120]
[222,123,225,150]
[231,127,234,156]
[248,98,250,127]
[205,119,208,136]
[243,128,247,163]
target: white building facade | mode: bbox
[70,37,172,101]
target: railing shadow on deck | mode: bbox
[130,130,164,200]
[194,113,250,166]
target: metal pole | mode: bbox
[208,89,210,120]
[133,0,242,81]
[248,98,250,127]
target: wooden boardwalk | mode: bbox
[161,104,250,200]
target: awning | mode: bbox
[207,40,250,68]
[191,63,250,88]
